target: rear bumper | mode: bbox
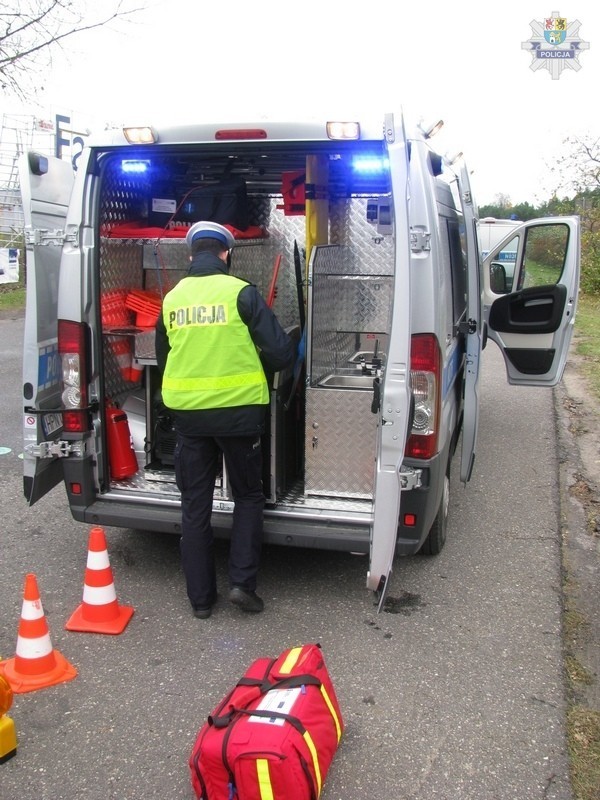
[71,498,372,553]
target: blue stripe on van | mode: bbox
[442,340,463,399]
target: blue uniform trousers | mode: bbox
[174,433,265,610]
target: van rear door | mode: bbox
[367,116,412,610]
[482,217,580,386]
[458,165,483,484]
[20,152,74,504]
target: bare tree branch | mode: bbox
[0,0,146,100]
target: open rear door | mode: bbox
[483,216,580,386]
[459,165,483,484]
[20,152,74,504]
[367,115,412,611]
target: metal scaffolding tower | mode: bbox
[0,114,55,247]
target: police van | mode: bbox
[20,113,580,607]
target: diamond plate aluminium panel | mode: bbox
[305,387,377,498]
[329,198,395,276]
[100,240,145,399]
[308,243,393,385]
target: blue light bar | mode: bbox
[121,159,151,174]
[352,156,390,175]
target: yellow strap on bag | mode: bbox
[320,685,342,743]
[279,646,303,674]
[302,731,322,795]
[256,759,275,800]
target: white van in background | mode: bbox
[478,216,522,293]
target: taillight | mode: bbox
[405,334,441,459]
[58,320,89,433]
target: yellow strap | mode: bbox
[279,646,303,674]
[256,759,274,800]
[320,685,342,743]
[303,731,322,795]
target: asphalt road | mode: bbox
[0,313,572,800]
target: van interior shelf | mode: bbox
[103,222,268,244]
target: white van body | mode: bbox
[20,113,580,606]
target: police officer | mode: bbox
[155,221,294,618]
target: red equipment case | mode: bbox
[189,643,344,799]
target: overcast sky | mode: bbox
[4,0,598,205]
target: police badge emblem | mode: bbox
[522,11,590,79]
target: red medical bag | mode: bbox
[189,643,344,799]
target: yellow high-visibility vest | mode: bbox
[161,274,268,411]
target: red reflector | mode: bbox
[70,483,82,495]
[215,128,267,140]
[406,434,437,460]
[63,410,87,433]
[403,513,417,527]
[410,333,440,372]
[58,319,86,353]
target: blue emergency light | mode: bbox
[352,156,389,175]
[121,159,151,174]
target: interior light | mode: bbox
[123,126,157,144]
[327,121,360,140]
[121,159,151,174]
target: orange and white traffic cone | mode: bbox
[65,527,134,635]
[0,574,77,694]
[109,335,135,382]
[128,358,144,383]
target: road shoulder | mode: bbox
[556,357,600,712]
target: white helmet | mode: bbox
[185,221,235,251]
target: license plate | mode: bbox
[42,412,63,436]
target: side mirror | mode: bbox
[489,262,507,294]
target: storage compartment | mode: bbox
[94,143,393,516]
[303,245,393,499]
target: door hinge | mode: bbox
[399,466,422,491]
[25,228,77,246]
[26,440,84,459]
[410,229,431,252]
[456,318,477,336]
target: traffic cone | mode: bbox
[65,527,134,634]
[128,358,144,383]
[109,335,135,382]
[0,574,77,694]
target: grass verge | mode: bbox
[573,294,600,403]
[0,283,25,311]
[567,707,600,800]
[564,291,600,800]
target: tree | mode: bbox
[554,135,600,196]
[0,0,144,100]
[553,136,600,295]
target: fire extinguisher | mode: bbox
[105,402,139,479]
